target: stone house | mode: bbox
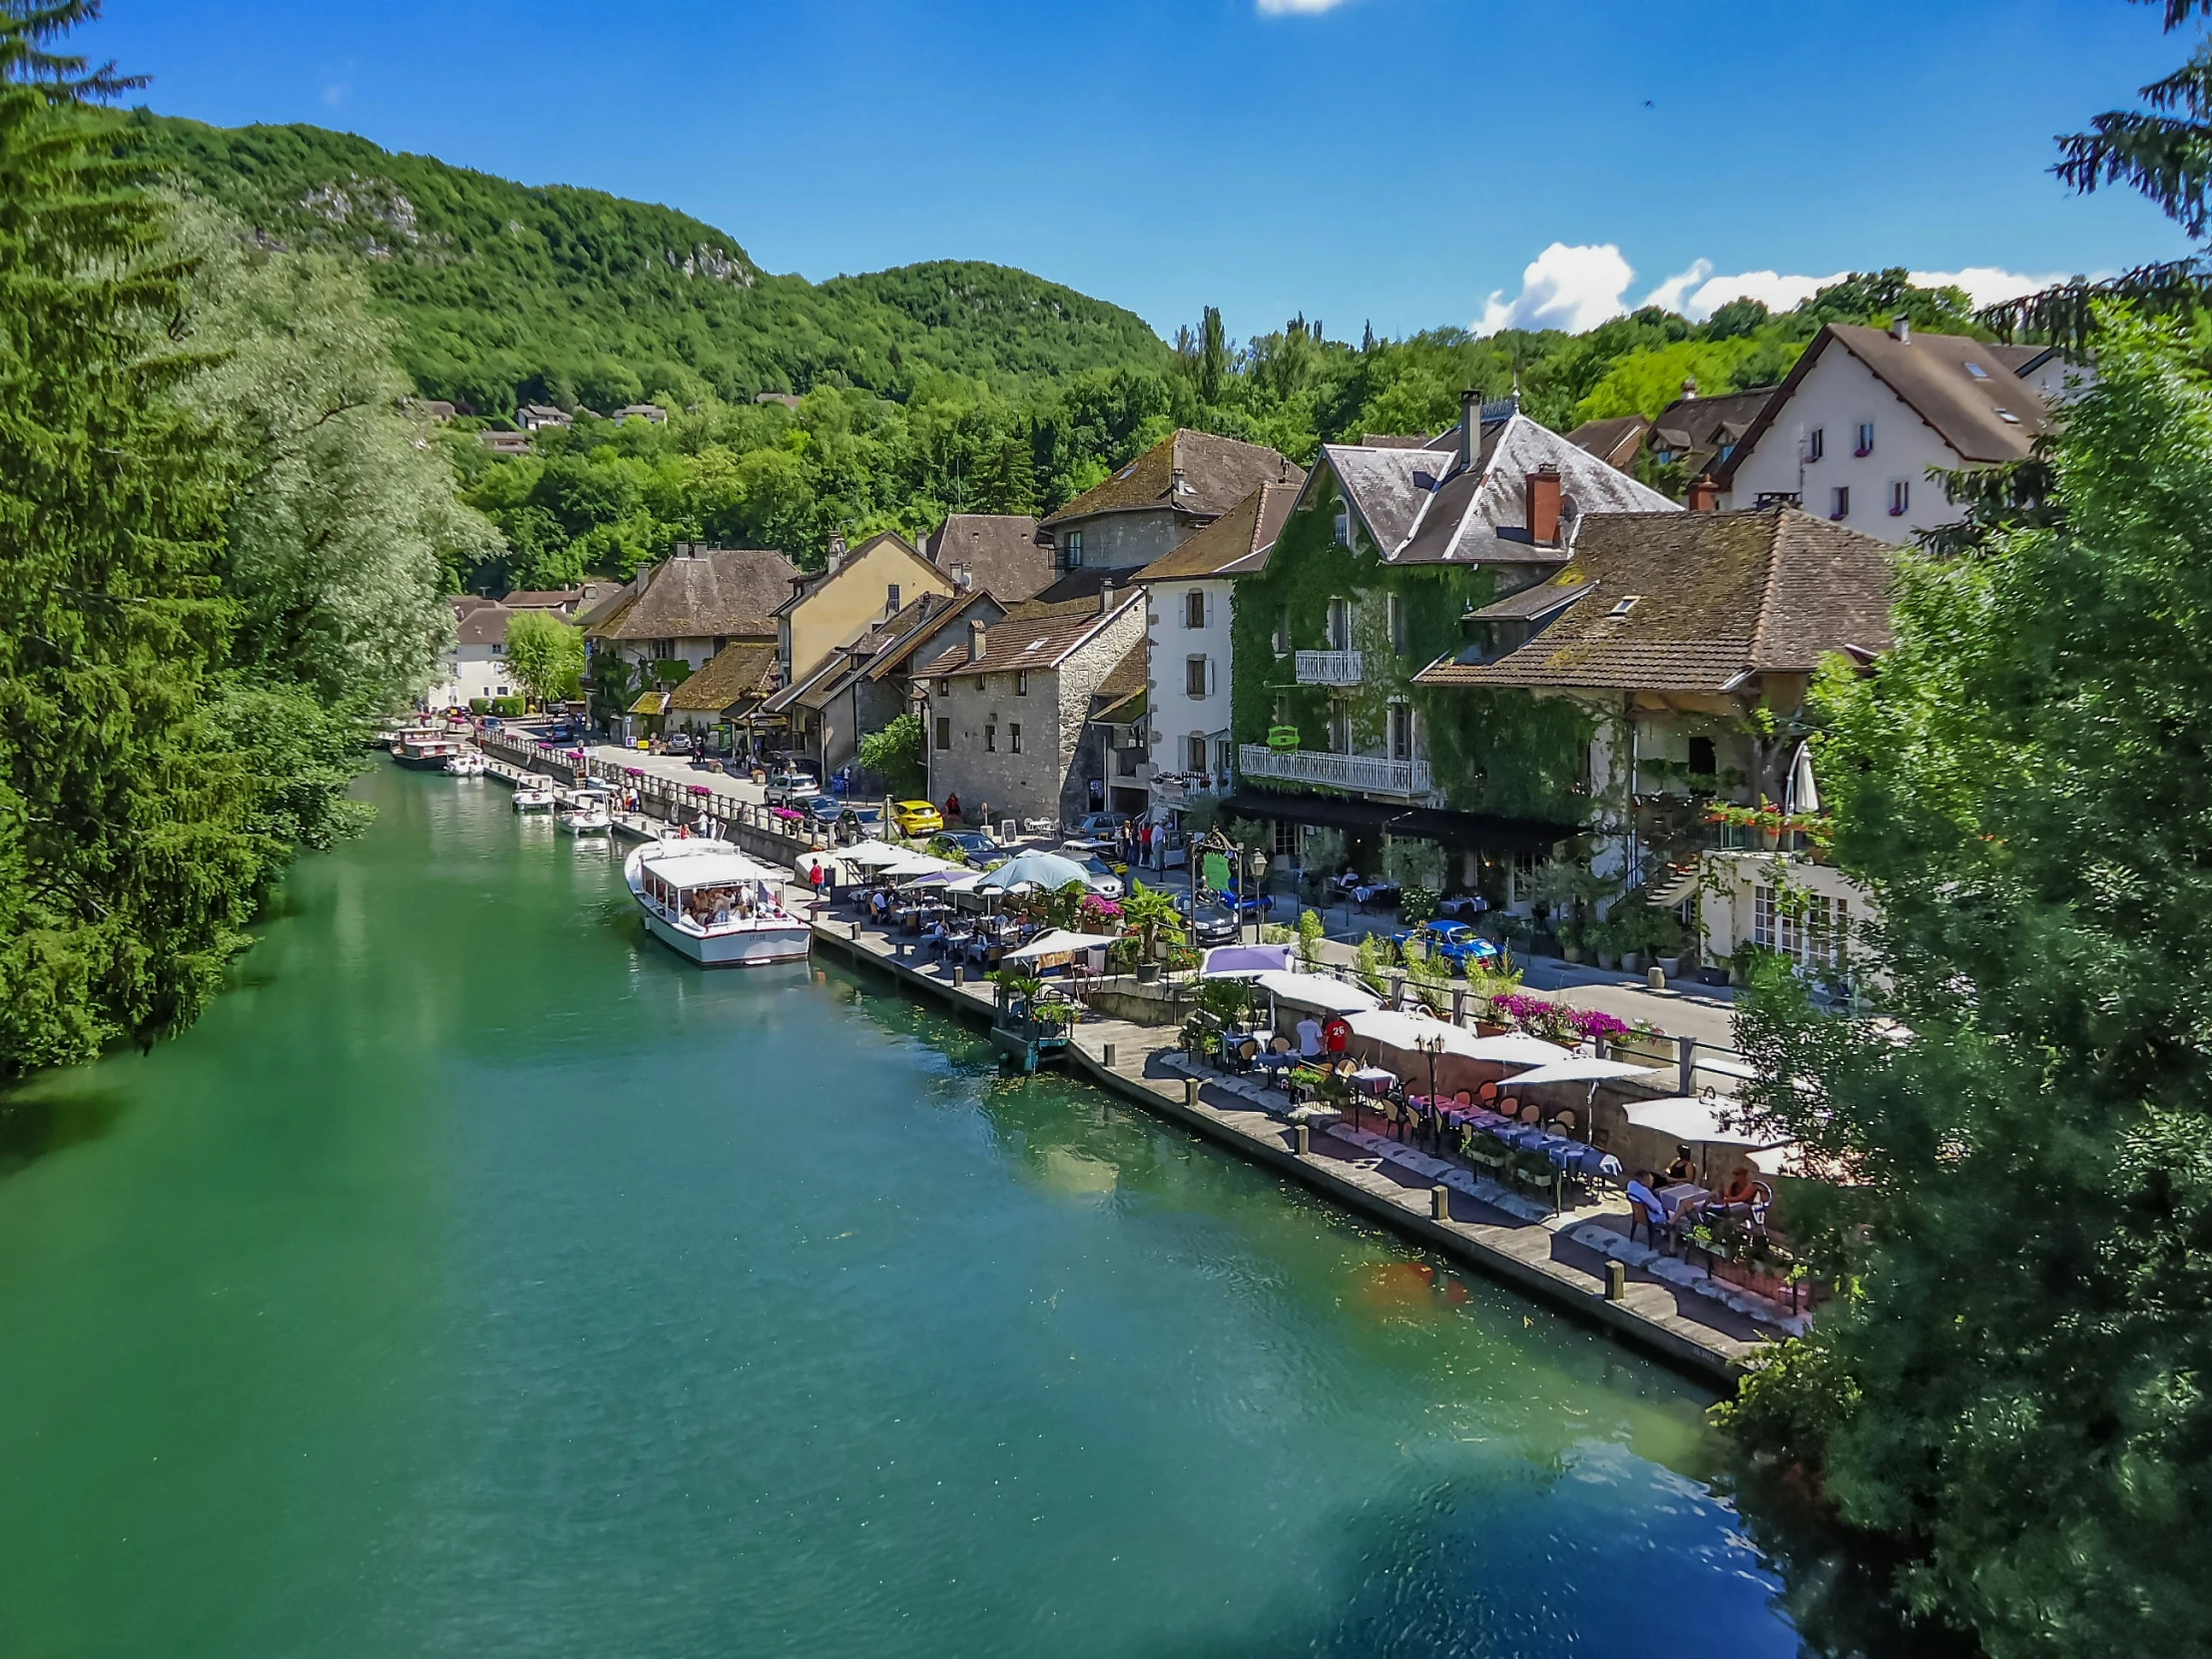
[921,514,1053,603]
[916,585,1148,827]
[1225,397,1674,898]
[577,545,799,740]
[1035,428,1296,597]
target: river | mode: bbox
[0,766,1814,1657]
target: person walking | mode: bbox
[945,791,962,826]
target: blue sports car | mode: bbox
[1390,920,1500,973]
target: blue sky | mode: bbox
[93,0,2197,342]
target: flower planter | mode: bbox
[1475,1021,1508,1038]
[1597,952,1618,971]
[1620,951,1644,975]
[1561,945,1583,964]
[1696,965,1730,986]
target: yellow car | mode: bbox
[891,800,944,837]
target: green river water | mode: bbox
[0,766,1818,1657]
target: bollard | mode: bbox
[1184,1077,1200,1108]
[1430,1184,1450,1221]
[1451,984,1467,1025]
[1648,964,1666,990]
[1295,1122,1311,1158]
[953,963,966,986]
[1103,1042,1117,1069]
[1677,1033,1698,1096]
[1605,1260,1627,1302]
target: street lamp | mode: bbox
[1417,1030,1447,1146]
[1247,849,1270,944]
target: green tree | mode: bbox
[503,609,584,704]
[1722,309,2212,1657]
[857,712,924,798]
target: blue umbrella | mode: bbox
[975,850,1091,891]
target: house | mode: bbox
[1223,396,1676,899]
[769,531,954,692]
[1646,382,1775,481]
[424,594,574,709]
[577,544,800,740]
[1413,505,1894,945]
[1713,320,2070,543]
[917,585,1148,827]
[1567,415,1651,473]
[612,403,669,425]
[501,583,619,619]
[754,391,804,411]
[922,513,1052,603]
[1128,477,1304,824]
[516,403,573,432]
[1086,640,1151,820]
[664,641,784,746]
[478,430,532,457]
[1035,428,1296,597]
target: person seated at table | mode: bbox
[1624,1170,1669,1243]
[1703,1167,1760,1216]
[1663,1145,1700,1187]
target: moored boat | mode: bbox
[512,784,557,812]
[445,751,489,777]
[558,803,613,836]
[391,732,462,770]
[625,841,811,966]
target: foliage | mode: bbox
[1722,310,2212,1656]
[1296,906,1325,967]
[1397,883,1438,924]
[1195,977,1255,1022]
[857,711,925,798]
[1118,880,1182,961]
[503,609,584,704]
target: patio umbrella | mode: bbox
[975,850,1090,891]
[1002,928,1119,961]
[1251,970,1379,1014]
[1621,1095,1789,1148]
[1458,1032,1574,1066]
[838,839,917,869]
[1344,1010,1483,1058]
[1506,1057,1663,1087]
[1201,943,1295,976]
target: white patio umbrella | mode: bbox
[836,839,914,869]
[1252,970,1380,1014]
[1001,928,1119,962]
[1506,1056,1664,1087]
[1458,1031,1574,1066]
[1622,1095,1790,1148]
[1345,1010,1483,1057]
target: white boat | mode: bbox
[512,784,557,812]
[444,751,489,777]
[625,840,811,966]
[391,732,462,770]
[558,804,613,836]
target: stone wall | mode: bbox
[1059,509,1185,573]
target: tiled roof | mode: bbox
[580,548,800,641]
[1645,387,1776,480]
[1414,507,1893,694]
[759,652,849,716]
[1713,325,2055,487]
[1133,478,1305,581]
[667,643,782,713]
[1567,415,1651,473]
[1323,413,1678,568]
[916,592,1144,680]
[454,601,514,646]
[1091,642,1148,723]
[1039,429,1296,529]
[926,514,1050,602]
[629,690,670,716]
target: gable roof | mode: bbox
[1416,506,1893,695]
[1090,642,1148,723]
[915,591,1145,680]
[1320,412,1678,569]
[454,600,516,646]
[1039,429,1297,530]
[770,532,936,619]
[1133,477,1306,581]
[925,514,1051,602]
[1567,415,1651,473]
[667,642,782,713]
[579,548,800,642]
[1712,324,2055,488]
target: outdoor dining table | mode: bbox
[1349,1066,1398,1097]
[1658,1184,1711,1218]
[1432,1102,1623,1181]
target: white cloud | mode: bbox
[1638,259,1712,315]
[1257,0,1354,12]
[1644,266,1845,321]
[320,80,350,109]
[1474,243,1636,335]
[1908,267,2065,309]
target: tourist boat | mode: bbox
[444,751,489,777]
[512,784,557,813]
[390,732,463,770]
[624,841,811,966]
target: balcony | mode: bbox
[1148,772,1225,809]
[1294,649,1364,686]
[1239,745,1430,797]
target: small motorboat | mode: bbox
[445,751,489,777]
[512,784,557,813]
[557,788,613,836]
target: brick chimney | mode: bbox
[1098,577,1116,616]
[967,619,987,664]
[1459,387,1480,471]
[1526,465,1564,545]
[1688,474,1721,512]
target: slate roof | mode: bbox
[1567,415,1651,473]
[1647,387,1777,479]
[916,592,1145,680]
[1712,324,2056,488]
[1133,478,1306,581]
[1416,506,1893,695]
[579,548,800,642]
[667,643,782,713]
[454,601,515,646]
[1322,412,1678,568]
[926,514,1050,602]
[1039,429,1297,530]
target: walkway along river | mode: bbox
[0,765,1835,1657]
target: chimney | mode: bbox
[827,534,847,571]
[1460,388,1480,471]
[1526,465,1564,545]
[1098,577,1116,616]
[955,562,973,592]
[967,619,987,664]
[1688,474,1721,512]
[1891,315,1912,344]
[1172,466,1187,499]
[1680,375,1699,401]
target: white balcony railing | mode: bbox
[1149,772,1226,809]
[1239,745,1430,797]
[1294,649,1364,686]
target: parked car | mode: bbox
[666,733,694,755]
[803,796,847,825]
[1173,892,1240,945]
[764,771,821,808]
[1389,920,1500,974]
[1075,854,1124,898]
[891,800,944,837]
[1061,811,1131,851]
[841,806,889,840]
[931,830,998,860]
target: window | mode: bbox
[1186,655,1210,698]
[1015,670,1029,696]
[1273,607,1291,656]
[492,642,504,654]
[886,584,900,614]
[653,640,675,660]
[974,677,986,694]
[1272,819,1297,857]
[1386,592,1406,652]
[1805,427,1825,463]
[985,725,996,753]
[1327,596,1351,650]
[1830,486,1850,522]
[1687,736,1716,776]
[1008,723,1022,755]
[1753,883,1850,969]
[1061,531,1084,569]
[1215,736,1234,777]
[1333,506,1351,546]
[1186,734,1207,772]
[1964,361,1989,380]
[935,717,951,750]
[1608,595,1641,617]
[1993,406,2021,425]
[1855,421,1875,457]
[1329,698,1351,754]
[1889,479,1911,517]
[496,685,509,697]
[1185,589,1206,629]
[1388,701,1412,762]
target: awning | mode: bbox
[1220,789,1576,853]
[628,691,670,716]
[1003,928,1118,962]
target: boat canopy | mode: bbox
[639,844,779,890]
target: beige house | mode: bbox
[772,532,954,690]
[916,585,1148,828]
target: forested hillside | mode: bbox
[124,114,1171,413]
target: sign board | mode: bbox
[1203,852,1233,892]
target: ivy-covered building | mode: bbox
[1413,504,1895,915]
[1223,396,1674,903]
